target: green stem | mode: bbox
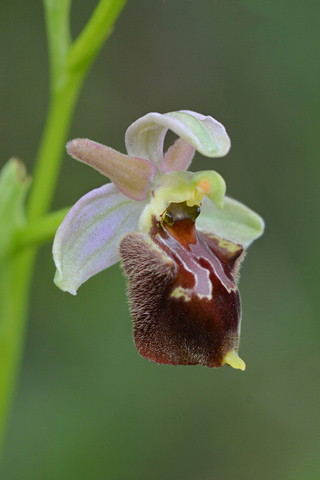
[0,0,128,459]
[0,205,66,439]
[14,207,70,253]
[27,76,83,222]
[28,0,128,221]
[69,0,127,71]
[0,248,35,454]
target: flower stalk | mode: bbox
[0,0,127,458]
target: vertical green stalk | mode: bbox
[0,0,127,458]
[27,76,83,221]
[0,250,35,454]
[0,76,82,456]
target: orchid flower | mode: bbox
[53,110,264,370]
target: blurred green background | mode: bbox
[1,0,320,479]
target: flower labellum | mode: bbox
[53,110,264,370]
[120,202,244,369]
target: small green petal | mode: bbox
[197,195,265,248]
[139,170,226,231]
[191,171,226,209]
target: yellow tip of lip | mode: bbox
[224,350,246,371]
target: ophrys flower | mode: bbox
[53,110,264,370]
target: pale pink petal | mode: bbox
[162,138,195,173]
[67,139,156,201]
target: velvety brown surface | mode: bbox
[120,203,243,367]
